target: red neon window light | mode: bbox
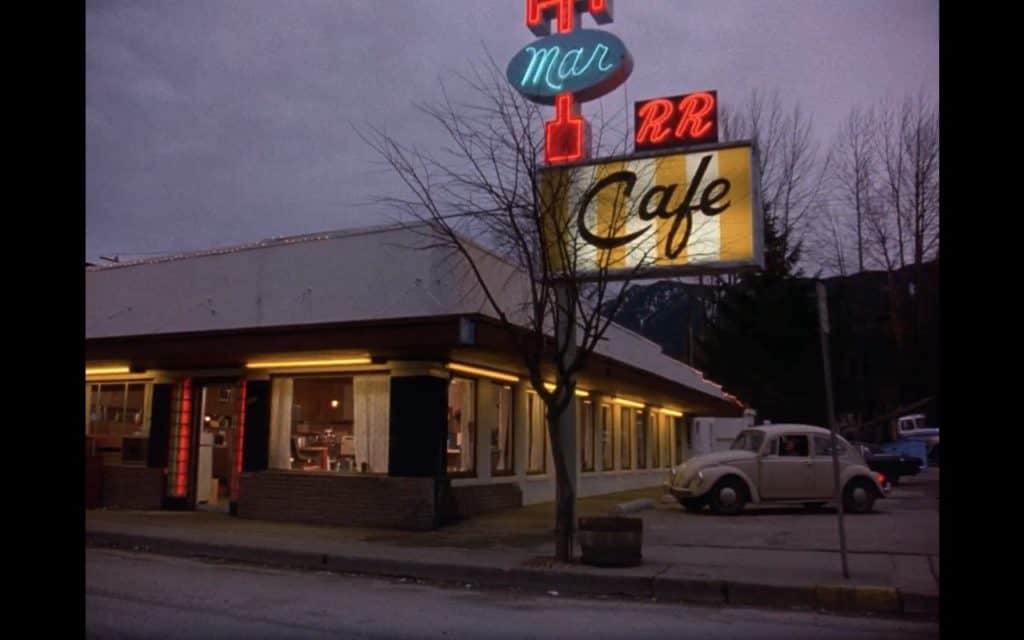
[230,381,247,502]
[545,93,587,164]
[168,378,192,498]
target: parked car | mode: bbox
[665,424,888,515]
[853,442,922,487]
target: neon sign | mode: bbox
[508,0,632,165]
[507,29,632,105]
[546,94,589,163]
[635,91,719,152]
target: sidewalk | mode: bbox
[85,486,939,619]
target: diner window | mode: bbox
[579,399,594,472]
[87,382,150,465]
[527,392,546,474]
[600,404,614,471]
[447,377,476,475]
[267,374,389,474]
[491,384,515,475]
[636,410,647,469]
[619,407,632,470]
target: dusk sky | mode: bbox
[86,0,939,263]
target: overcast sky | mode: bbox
[86,0,938,262]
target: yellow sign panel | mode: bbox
[541,142,763,280]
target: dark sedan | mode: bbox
[854,443,922,486]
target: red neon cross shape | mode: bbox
[527,0,612,36]
[546,93,587,164]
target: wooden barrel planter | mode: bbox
[578,516,643,567]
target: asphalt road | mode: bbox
[86,549,939,640]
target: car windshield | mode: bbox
[730,430,765,452]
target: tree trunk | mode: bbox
[550,284,578,563]
[550,404,576,562]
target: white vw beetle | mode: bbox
[666,424,888,515]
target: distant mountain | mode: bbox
[606,280,711,364]
[605,261,939,429]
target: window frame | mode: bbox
[86,380,152,466]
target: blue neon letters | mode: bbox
[507,29,633,105]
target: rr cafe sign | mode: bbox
[540,141,764,281]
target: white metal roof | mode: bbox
[86,222,740,404]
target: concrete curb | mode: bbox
[86,531,937,619]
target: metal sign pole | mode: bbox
[817,281,849,579]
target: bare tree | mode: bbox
[827,105,878,273]
[361,59,662,562]
[720,89,829,276]
[876,92,939,269]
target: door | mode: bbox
[759,434,814,499]
[811,434,847,499]
[193,381,242,511]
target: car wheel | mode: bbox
[843,479,877,514]
[889,475,901,487]
[679,498,703,512]
[803,502,826,511]
[709,477,747,515]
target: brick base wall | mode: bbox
[451,482,522,518]
[238,472,438,531]
[101,466,165,510]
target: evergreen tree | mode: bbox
[698,208,825,424]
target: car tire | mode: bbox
[843,479,877,514]
[709,477,748,515]
[679,499,703,512]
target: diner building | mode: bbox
[85,223,745,530]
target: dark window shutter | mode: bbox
[147,383,173,469]
[243,380,270,472]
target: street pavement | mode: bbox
[87,548,940,639]
[85,469,939,619]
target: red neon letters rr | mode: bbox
[635,91,718,151]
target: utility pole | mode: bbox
[817,281,849,579]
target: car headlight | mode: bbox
[689,471,704,489]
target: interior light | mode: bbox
[85,366,130,375]
[245,356,371,369]
[542,382,590,397]
[612,397,645,409]
[447,363,520,383]
[659,408,684,417]
[330,400,339,409]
